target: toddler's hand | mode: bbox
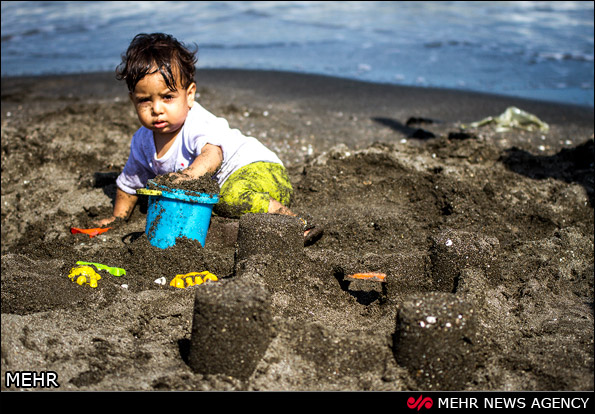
[93,216,117,227]
[169,170,195,183]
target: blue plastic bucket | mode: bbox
[145,184,219,249]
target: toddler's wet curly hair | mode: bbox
[116,33,197,92]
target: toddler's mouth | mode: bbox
[153,120,168,129]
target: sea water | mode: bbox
[1,1,593,107]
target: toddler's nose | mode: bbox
[152,100,165,114]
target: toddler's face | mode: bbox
[130,70,196,141]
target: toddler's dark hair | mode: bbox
[116,33,197,92]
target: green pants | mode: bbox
[213,162,293,218]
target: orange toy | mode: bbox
[347,272,387,282]
[70,227,111,238]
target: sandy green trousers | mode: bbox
[213,161,293,218]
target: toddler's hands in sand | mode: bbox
[167,170,195,183]
[93,216,117,227]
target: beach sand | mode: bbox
[1,69,593,391]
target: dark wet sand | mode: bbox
[1,69,593,392]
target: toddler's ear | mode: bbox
[187,82,197,107]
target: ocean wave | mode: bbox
[1,0,592,106]
[199,39,337,50]
[537,51,594,63]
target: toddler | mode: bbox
[95,33,322,245]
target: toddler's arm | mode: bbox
[94,188,138,227]
[93,144,220,226]
[177,143,223,180]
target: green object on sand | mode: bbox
[76,261,126,277]
[463,106,550,133]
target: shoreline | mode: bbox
[2,68,593,119]
[3,68,593,168]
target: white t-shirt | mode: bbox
[116,102,283,194]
